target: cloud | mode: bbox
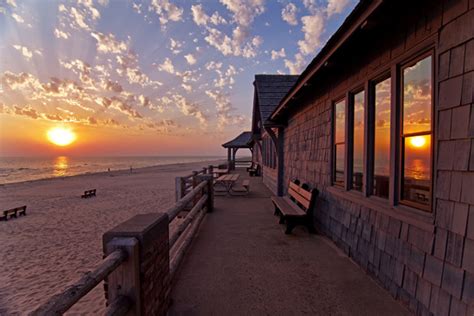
[191,4,227,27]
[169,38,182,54]
[12,45,41,61]
[91,32,128,54]
[326,0,350,17]
[109,97,142,119]
[220,0,265,27]
[54,28,70,39]
[148,0,183,25]
[205,89,246,129]
[158,57,175,74]
[284,53,306,74]
[271,48,286,60]
[11,13,24,23]
[172,94,207,126]
[298,13,325,55]
[184,54,196,65]
[282,3,298,26]
[104,80,123,93]
[13,105,39,119]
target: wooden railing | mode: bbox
[31,167,215,316]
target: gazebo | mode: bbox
[222,131,254,170]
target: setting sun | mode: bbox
[410,136,427,148]
[47,127,76,147]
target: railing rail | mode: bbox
[31,249,128,315]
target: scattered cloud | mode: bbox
[91,32,128,54]
[11,13,24,23]
[282,3,298,26]
[271,48,286,60]
[158,57,175,74]
[184,54,196,65]
[54,28,70,39]
[148,0,183,25]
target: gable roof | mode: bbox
[253,74,299,126]
[222,131,254,148]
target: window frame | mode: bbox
[398,51,435,212]
[332,97,346,187]
[348,88,366,193]
[368,73,392,201]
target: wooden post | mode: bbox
[208,165,213,176]
[277,127,285,196]
[192,171,199,205]
[175,177,186,202]
[197,174,214,213]
[105,237,140,315]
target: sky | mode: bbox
[0,0,357,156]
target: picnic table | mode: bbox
[214,174,239,194]
[213,168,229,178]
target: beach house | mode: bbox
[256,0,474,314]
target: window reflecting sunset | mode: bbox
[373,77,391,199]
[352,91,364,191]
[401,55,432,208]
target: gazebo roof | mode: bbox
[222,131,253,148]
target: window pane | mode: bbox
[335,100,345,143]
[353,91,364,191]
[373,78,391,199]
[402,135,431,207]
[335,143,345,185]
[403,56,432,134]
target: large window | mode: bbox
[333,99,345,186]
[400,55,432,210]
[351,91,365,191]
[372,77,391,199]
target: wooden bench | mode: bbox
[247,163,260,177]
[271,181,318,234]
[81,189,96,198]
[1,205,27,221]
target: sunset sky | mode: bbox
[0,0,356,156]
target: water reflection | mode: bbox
[54,156,69,177]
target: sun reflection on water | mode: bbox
[53,156,69,177]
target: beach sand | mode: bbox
[0,160,223,315]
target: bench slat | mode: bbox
[288,187,310,209]
[271,196,306,216]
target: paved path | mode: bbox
[170,171,410,315]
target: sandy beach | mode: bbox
[0,160,223,315]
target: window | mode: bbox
[351,91,365,192]
[372,77,391,199]
[400,55,432,210]
[333,99,345,186]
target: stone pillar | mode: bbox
[103,213,170,316]
[227,148,231,169]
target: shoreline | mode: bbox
[0,157,226,187]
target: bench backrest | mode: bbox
[288,181,319,216]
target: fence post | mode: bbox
[208,165,213,177]
[175,177,186,202]
[192,171,199,204]
[104,237,140,315]
[197,174,214,213]
[103,213,170,316]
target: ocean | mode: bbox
[0,156,225,185]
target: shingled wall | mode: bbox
[281,1,474,315]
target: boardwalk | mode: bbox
[170,170,410,315]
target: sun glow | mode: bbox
[47,127,76,147]
[410,136,427,148]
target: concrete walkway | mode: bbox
[170,170,410,315]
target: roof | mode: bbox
[270,0,383,121]
[253,74,299,125]
[222,131,254,148]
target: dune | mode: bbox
[0,160,222,315]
